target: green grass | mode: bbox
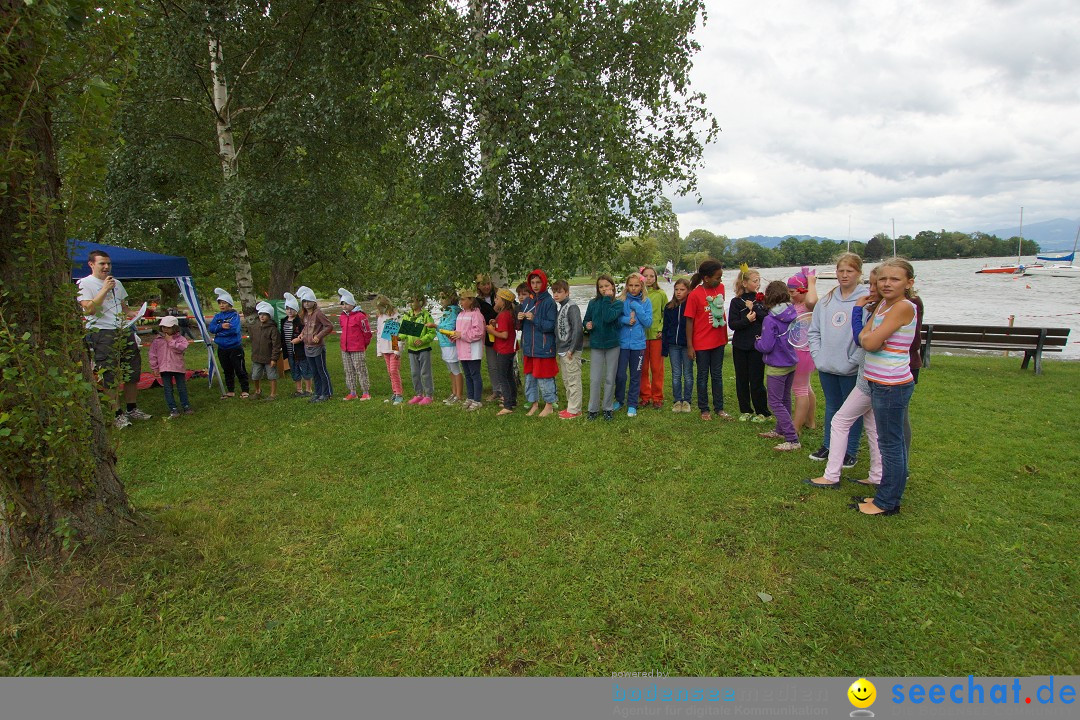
[1,341,1077,676]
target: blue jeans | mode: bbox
[869,381,915,511]
[695,346,725,413]
[615,348,644,409]
[525,373,557,404]
[161,371,189,412]
[462,359,483,402]
[819,371,861,456]
[307,347,333,397]
[668,345,694,404]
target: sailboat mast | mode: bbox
[1017,206,1024,263]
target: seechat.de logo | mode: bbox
[848,678,877,717]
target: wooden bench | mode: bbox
[920,323,1071,375]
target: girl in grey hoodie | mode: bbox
[806,253,869,464]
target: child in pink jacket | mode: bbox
[452,289,486,410]
[148,315,192,418]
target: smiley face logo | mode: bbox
[848,678,877,709]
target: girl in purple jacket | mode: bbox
[754,281,800,451]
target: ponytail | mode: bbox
[690,259,723,289]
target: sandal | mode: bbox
[700,412,712,421]
[223,392,235,398]
[716,410,734,421]
[240,392,250,399]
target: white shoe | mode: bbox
[114,413,132,429]
[127,408,152,420]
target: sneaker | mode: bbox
[843,454,858,469]
[114,413,131,429]
[739,412,752,421]
[808,446,829,461]
[183,408,195,415]
[265,395,277,401]
[392,395,404,405]
[169,410,181,419]
[558,410,581,419]
[680,401,692,413]
[588,412,599,421]
[466,401,482,411]
[127,408,152,421]
[293,391,306,398]
[652,401,662,410]
[309,395,327,403]
[716,410,734,421]
[758,430,783,439]
[603,410,614,421]
[418,396,433,405]
[774,441,802,452]
[627,407,637,418]
[443,395,459,406]
[612,400,622,411]
[751,414,769,423]
[359,393,371,401]
[672,403,683,413]
[407,395,422,405]
[343,393,358,401]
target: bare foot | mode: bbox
[538,404,554,417]
[526,404,539,416]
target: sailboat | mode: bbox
[1023,225,1080,278]
[976,208,1027,274]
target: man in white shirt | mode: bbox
[77,250,150,428]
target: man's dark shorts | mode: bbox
[86,329,141,388]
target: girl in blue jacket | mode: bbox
[518,269,559,417]
[613,272,653,417]
[661,277,694,412]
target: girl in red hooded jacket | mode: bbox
[517,269,559,417]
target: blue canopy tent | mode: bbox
[68,240,225,395]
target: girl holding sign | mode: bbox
[375,295,404,405]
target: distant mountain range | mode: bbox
[740,218,1079,251]
[988,217,1078,251]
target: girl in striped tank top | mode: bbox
[852,259,917,516]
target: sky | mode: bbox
[671,0,1080,240]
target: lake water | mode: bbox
[569,256,1080,359]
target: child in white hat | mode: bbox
[281,292,312,397]
[250,301,281,399]
[297,287,335,401]
[148,315,193,418]
[338,288,373,400]
[208,287,249,398]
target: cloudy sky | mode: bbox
[671,0,1080,240]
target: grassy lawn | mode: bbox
[1,341,1077,676]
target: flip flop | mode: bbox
[802,478,841,490]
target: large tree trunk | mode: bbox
[0,1,134,561]
[208,27,257,320]
[268,256,298,298]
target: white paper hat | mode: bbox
[296,286,316,303]
[338,287,357,306]
[214,287,234,306]
[283,292,299,312]
[256,301,274,317]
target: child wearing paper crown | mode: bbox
[281,292,312,397]
[148,315,192,417]
[250,301,282,400]
[427,289,463,405]
[787,267,819,434]
[399,296,436,405]
[207,287,250,398]
[338,288,373,401]
[450,288,486,410]
[487,288,518,415]
[375,295,404,405]
[727,264,770,422]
